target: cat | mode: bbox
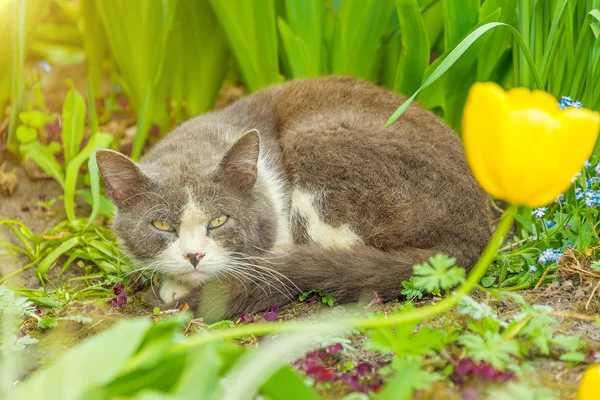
[96,76,491,321]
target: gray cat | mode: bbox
[96,76,491,320]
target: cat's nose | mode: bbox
[185,253,205,267]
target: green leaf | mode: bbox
[413,254,464,293]
[559,352,586,362]
[401,277,424,300]
[332,0,396,81]
[393,0,430,95]
[278,17,314,78]
[279,0,323,78]
[64,132,114,222]
[62,85,86,167]
[551,334,582,352]
[210,0,280,91]
[385,22,544,127]
[375,359,420,400]
[481,276,496,287]
[15,125,37,143]
[19,141,65,188]
[459,331,520,369]
[262,365,323,400]
[18,110,47,128]
[36,236,79,277]
[131,85,153,161]
[172,344,223,398]
[120,316,185,375]
[13,318,152,400]
[38,317,57,329]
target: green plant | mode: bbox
[209,0,281,92]
[18,84,113,224]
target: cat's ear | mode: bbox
[217,129,260,189]
[95,149,149,207]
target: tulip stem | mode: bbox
[179,206,518,347]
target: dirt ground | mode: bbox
[2,162,600,399]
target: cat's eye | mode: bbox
[152,220,176,232]
[207,215,228,229]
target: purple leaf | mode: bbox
[263,311,278,321]
[306,365,335,382]
[113,284,125,296]
[356,362,373,376]
[372,291,384,304]
[240,313,255,323]
[327,343,343,355]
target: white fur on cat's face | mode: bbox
[155,201,230,284]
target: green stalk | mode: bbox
[178,205,517,346]
[7,0,26,154]
[517,0,532,87]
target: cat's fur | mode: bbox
[96,76,491,321]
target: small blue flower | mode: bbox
[587,177,599,188]
[555,193,565,203]
[582,190,600,208]
[596,163,600,175]
[572,172,582,183]
[585,160,592,169]
[559,96,583,110]
[538,248,563,264]
[575,188,584,200]
[529,265,537,273]
[564,223,571,230]
[545,220,555,229]
[532,207,547,220]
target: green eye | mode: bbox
[207,215,228,229]
[152,220,175,232]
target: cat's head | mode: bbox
[96,130,279,284]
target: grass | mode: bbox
[1,0,600,399]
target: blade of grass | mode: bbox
[36,236,80,278]
[64,132,113,223]
[537,0,568,83]
[386,22,544,127]
[516,0,533,87]
[332,0,396,81]
[7,0,27,154]
[19,141,65,188]
[210,0,280,91]
[278,18,313,78]
[62,84,86,167]
[279,0,324,78]
[81,0,107,98]
[130,85,153,161]
[393,0,430,95]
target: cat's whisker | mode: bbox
[227,265,295,301]
[227,267,270,297]
[226,257,300,294]
[222,270,249,299]
[226,261,295,298]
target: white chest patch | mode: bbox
[290,189,362,249]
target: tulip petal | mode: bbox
[507,88,560,116]
[462,82,509,199]
[503,109,561,206]
[527,108,600,205]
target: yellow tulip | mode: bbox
[462,82,600,207]
[578,364,600,400]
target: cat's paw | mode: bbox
[159,279,191,303]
